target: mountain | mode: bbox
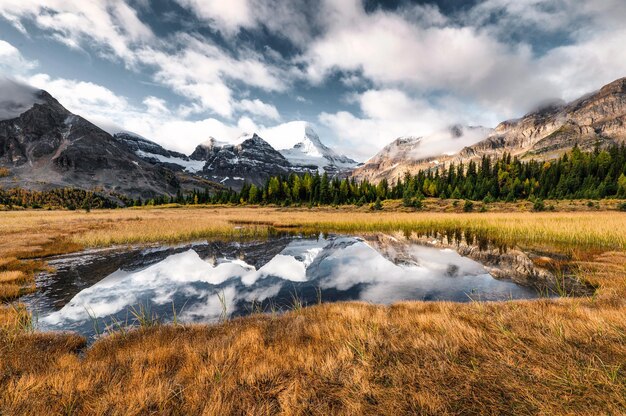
[352,125,492,183]
[460,77,626,160]
[187,133,304,188]
[115,131,294,190]
[113,132,205,174]
[353,77,626,183]
[260,121,359,175]
[0,88,192,199]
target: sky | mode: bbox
[1,0,626,161]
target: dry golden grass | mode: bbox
[1,296,625,415]
[0,271,26,284]
[0,205,624,415]
[1,205,623,250]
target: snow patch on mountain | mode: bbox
[135,149,205,173]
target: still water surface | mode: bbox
[22,234,542,340]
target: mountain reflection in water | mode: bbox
[22,234,540,340]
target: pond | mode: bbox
[21,232,567,340]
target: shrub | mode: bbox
[618,202,626,212]
[463,200,474,212]
[403,197,422,209]
[533,199,546,212]
[370,197,383,211]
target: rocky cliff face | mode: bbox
[188,133,307,188]
[0,90,184,199]
[352,77,626,184]
[460,77,626,160]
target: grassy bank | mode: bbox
[0,205,625,414]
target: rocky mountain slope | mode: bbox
[188,133,306,188]
[0,90,186,199]
[119,131,315,189]
[353,77,626,183]
[461,77,626,160]
[113,132,205,174]
[352,126,492,183]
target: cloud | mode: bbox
[1,1,291,120]
[135,34,289,118]
[301,3,560,116]
[174,0,254,35]
[174,0,320,47]
[0,77,41,120]
[27,73,132,117]
[466,0,626,37]
[537,28,626,101]
[319,90,442,160]
[236,99,280,121]
[0,39,38,73]
[0,0,153,66]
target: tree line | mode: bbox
[0,188,128,210]
[1,144,625,210]
[215,144,626,206]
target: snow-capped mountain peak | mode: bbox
[259,121,358,174]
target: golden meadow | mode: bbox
[0,204,625,414]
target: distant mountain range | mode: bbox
[117,125,358,189]
[2,77,626,200]
[0,82,357,198]
[353,77,626,183]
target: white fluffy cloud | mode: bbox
[301,3,561,116]
[27,73,131,116]
[0,1,290,121]
[0,0,152,66]
[0,40,38,73]
[174,0,254,34]
[236,99,280,121]
[319,89,456,160]
[174,0,320,47]
[3,0,626,162]
[136,34,288,117]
